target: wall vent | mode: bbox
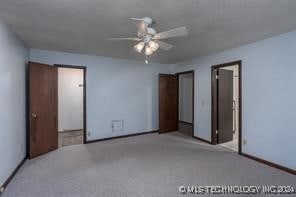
[111,120,124,132]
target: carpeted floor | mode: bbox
[2,132,295,197]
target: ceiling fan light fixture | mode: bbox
[134,42,145,53]
[149,41,159,51]
[145,46,153,56]
[107,17,188,63]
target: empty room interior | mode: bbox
[0,1,295,196]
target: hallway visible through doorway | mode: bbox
[177,71,194,137]
[57,66,85,148]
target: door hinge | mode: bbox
[216,130,218,134]
[216,75,219,79]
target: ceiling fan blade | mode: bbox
[130,17,144,21]
[130,17,153,24]
[106,37,141,41]
[154,27,188,40]
[131,18,148,34]
[137,22,148,34]
[158,41,173,51]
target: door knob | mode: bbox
[31,113,37,118]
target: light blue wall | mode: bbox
[30,49,171,141]
[0,21,28,186]
[172,31,296,170]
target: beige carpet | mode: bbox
[2,132,295,197]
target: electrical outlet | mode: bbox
[243,139,247,146]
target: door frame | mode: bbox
[175,70,195,137]
[211,60,242,154]
[54,64,87,144]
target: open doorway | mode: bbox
[177,71,194,137]
[158,71,195,137]
[55,65,86,148]
[28,62,87,158]
[211,61,241,153]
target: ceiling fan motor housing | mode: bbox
[142,17,153,25]
[147,28,156,35]
[138,28,156,42]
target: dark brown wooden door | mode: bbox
[159,74,178,133]
[218,69,234,143]
[29,62,58,159]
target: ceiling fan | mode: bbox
[106,17,188,64]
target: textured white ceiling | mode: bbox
[0,0,296,64]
